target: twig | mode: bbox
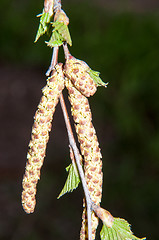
[46,46,59,76]
[59,93,93,240]
[69,145,80,177]
[63,41,71,59]
[47,42,93,239]
[45,1,93,239]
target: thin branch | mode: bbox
[69,145,80,177]
[63,41,71,59]
[45,34,115,240]
[59,93,93,240]
[44,1,93,238]
[46,46,59,76]
[47,43,93,239]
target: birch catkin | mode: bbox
[22,63,64,214]
[65,78,103,240]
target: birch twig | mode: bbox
[47,40,93,239]
[44,1,93,238]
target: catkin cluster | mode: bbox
[22,63,64,214]
[22,55,103,240]
[65,59,102,240]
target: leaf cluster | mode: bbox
[35,10,72,47]
[46,21,72,47]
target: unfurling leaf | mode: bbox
[46,30,63,47]
[52,21,72,46]
[46,21,72,48]
[56,22,72,46]
[88,69,108,87]
[34,10,53,42]
[57,163,80,199]
[100,218,146,240]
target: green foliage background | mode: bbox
[0,0,159,239]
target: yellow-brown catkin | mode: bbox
[64,56,97,97]
[22,63,65,214]
[65,78,103,240]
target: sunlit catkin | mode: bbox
[65,78,103,240]
[22,63,64,214]
[64,56,97,97]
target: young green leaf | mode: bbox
[100,218,146,240]
[56,23,72,46]
[57,163,80,199]
[34,10,53,42]
[88,69,108,87]
[46,30,63,47]
[52,21,72,46]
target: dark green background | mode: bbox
[0,0,159,239]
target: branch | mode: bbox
[44,1,94,239]
[46,41,93,239]
[59,93,93,240]
[46,46,59,76]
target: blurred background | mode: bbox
[0,0,159,239]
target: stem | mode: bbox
[63,41,71,59]
[59,93,93,240]
[47,43,93,239]
[46,46,59,76]
[45,1,93,239]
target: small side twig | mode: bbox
[46,46,59,76]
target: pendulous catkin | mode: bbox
[65,78,103,240]
[22,63,65,214]
[64,56,97,98]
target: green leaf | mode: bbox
[88,69,108,87]
[57,163,80,199]
[52,21,72,46]
[56,23,72,46]
[46,30,63,47]
[100,218,146,240]
[34,10,53,42]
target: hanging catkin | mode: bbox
[65,78,103,240]
[22,63,65,214]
